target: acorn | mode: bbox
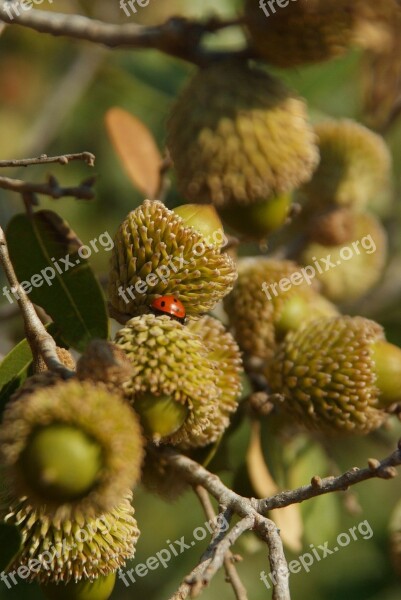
[301,212,387,303]
[300,119,392,212]
[218,193,291,240]
[224,258,338,363]
[41,573,116,600]
[5,493,139,584]
[0,380,144,520]
[267,316,401,434]
[167,61,319,208]
[244,0,355,67]
[186,315,243,446]
[173,204,226,248]
[108,199,237,319]
[114,314,240,447]
[76,340,133,393]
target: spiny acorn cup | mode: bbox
[299,119,392,213]
[244,0,355,67]
[108,199,237,319]
[114,314,241,447]
[301,212,387,303]
[267,316,401,435]
[167,60,319,208]
[0,380,144,520]
[5,492,139,584]
[224,258,338,364]
[186,315,243,446]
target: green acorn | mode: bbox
[167,61,319,208]
[41,574,116,600]
[5,493,138,584]
[114,314,241,447]
[224,258,338,364]
[300,119,392,212]
[108,199,237,319]
[301,212,387,303]
[218,193,291,240]
[173,204,226,248]
[244,0,355,67]
[267,316,401,434]
[0,380,144,520]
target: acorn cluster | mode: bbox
[0,200,243,598]
[164,0,400,438]
[2,1,401,596]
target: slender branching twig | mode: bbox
[0,2,249,65]
[0,152,95,168]
[0,174,96,200]
[163,441,401,599]
[0,227,75,378]
[193,486,248,600]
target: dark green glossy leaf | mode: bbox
[6,211,109,351]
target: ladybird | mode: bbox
[150,295,186,324]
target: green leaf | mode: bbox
[0,336,33,415]
[6,211,109,351]
[0,523,22,571]
[0,324,66,418]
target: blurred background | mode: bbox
[0,1,401,599]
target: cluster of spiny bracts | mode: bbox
[1,1,401,598]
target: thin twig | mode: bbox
[0,152,95,168]
[164,442,401,599]
[0,174,95,200]
[193,486,248,600]
[0,227,75,378]
[0,3,249,65]
[260,442,401,512]
[164,450,290,600]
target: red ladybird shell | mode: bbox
[151,296,186,319]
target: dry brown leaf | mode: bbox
[105,107,162,199]
[246,420,303,552]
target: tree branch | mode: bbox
[259,441,401,513]
[0,152,95,168]
[163,449,290,600]
[0,3,248,65]
[0,174,95,200]
[193,486,248,600]
[0,227,75,378]
[164,441,401,599]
